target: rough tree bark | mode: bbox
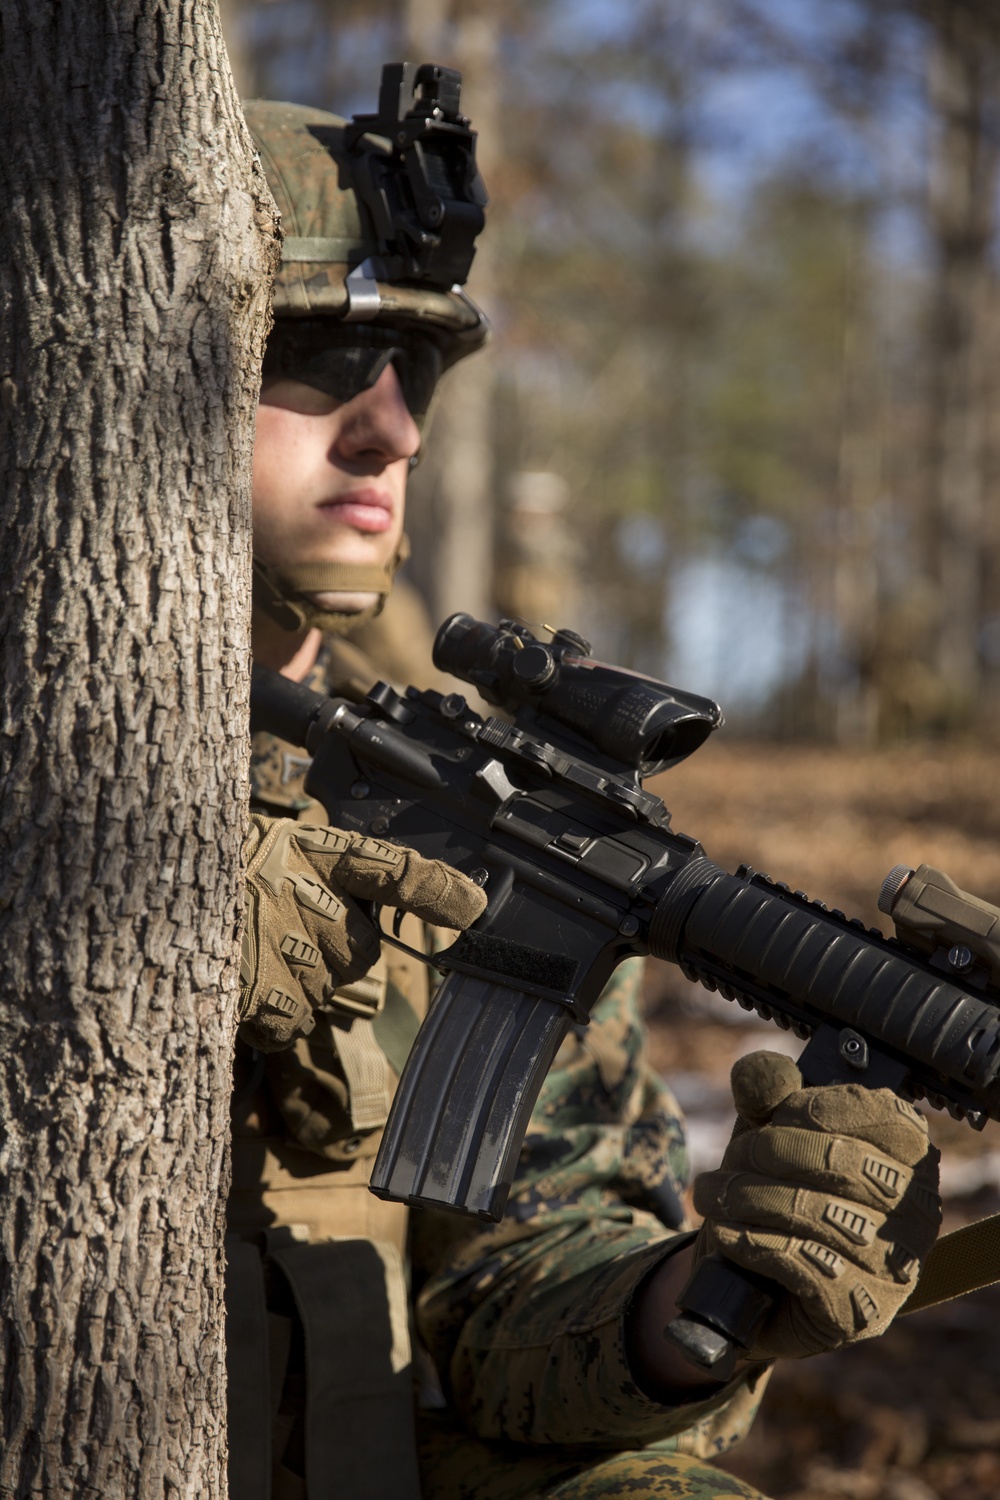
[0,4,278,1495]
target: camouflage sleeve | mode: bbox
[412,959,770,1452]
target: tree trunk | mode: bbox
[404,0,499,625]
[0,4,278,1495]
[920,0,998,728]
[831,217,883,746]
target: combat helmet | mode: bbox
[245,63,489,633]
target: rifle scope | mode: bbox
[433,613,723,776]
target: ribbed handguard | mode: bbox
[369,973,572,1220]
[650,860,1000,1117]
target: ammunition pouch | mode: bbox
[225,1233,421,1500]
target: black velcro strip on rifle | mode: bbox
[442,930,578,992]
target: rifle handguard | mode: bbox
[649,866,1000,1123]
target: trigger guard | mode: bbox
[368,901,438,968]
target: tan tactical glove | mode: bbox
[692,1051,941,1360]
[240,814,487,1051]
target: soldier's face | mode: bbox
[252,363,420,613]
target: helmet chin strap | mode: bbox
[253,536,411,636]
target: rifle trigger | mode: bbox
[368,904,438,968]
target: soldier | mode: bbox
[231,71,942,1500]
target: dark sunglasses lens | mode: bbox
[264,323,443,417]
[392,342,443,418]
[299,345,390,404]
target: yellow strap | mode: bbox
[336,1019,391,1130]
[331,964,392,1132]
[276,535,411,598]
[251,536,411,625]
[277,560,396,594]
[903,1211,1000,1315]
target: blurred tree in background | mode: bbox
[220,0,1000,743]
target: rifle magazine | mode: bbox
[369,972,570,1220]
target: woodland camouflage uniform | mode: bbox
[230,85,770,1500]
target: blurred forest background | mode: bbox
[221,0,1000,743]
[221,5,1000,1497]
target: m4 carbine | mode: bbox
[250,615,1000,1373]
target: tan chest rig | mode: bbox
[234,636,434,1241]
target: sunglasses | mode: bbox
[262,320,444,419]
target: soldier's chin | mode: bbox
[309,590,379,613]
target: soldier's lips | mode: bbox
[317,491,394,533]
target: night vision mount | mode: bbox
[345,62,488,291]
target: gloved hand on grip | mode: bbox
[240,814,487,1051]
[691,1050,942,1360]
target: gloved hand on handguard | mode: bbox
[239,814,487,1050]
[691,1050,942,1360]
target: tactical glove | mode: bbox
[691,1050,941,1360]
[240,814,487,1050]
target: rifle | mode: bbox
[250,614,1000,1374]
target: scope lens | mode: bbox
[643,717,716,768]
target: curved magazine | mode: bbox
[369,973,571,1221]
